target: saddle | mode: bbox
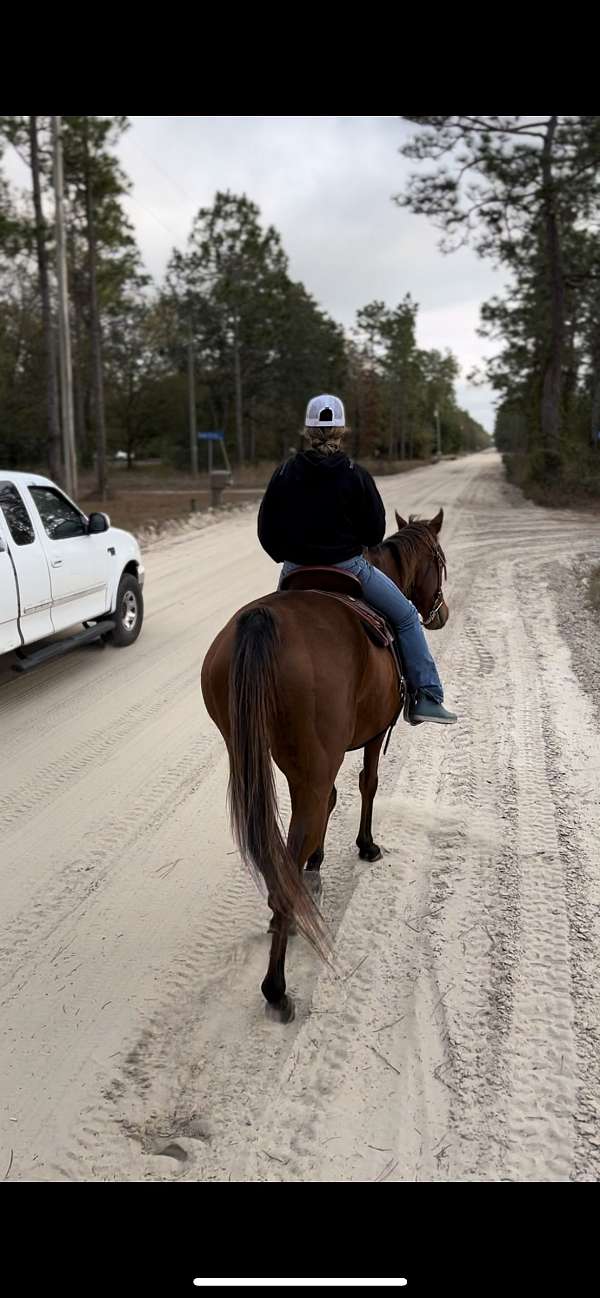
[279,565,406,746]
[279,564,392,649]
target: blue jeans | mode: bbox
[280,555,443,701]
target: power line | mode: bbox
[123,191,182,242]
[127,135,198,207]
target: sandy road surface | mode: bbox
[2,451,600,1182]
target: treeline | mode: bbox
[398,116,600,500]
[0,116,489,488]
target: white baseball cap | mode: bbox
[304,393,345,427]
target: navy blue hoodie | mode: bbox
[257,450,386,566]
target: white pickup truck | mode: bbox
[0,471,144,672]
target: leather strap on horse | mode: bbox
[383,639,406,755]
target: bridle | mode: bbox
[383,528,447,628]
[419,536,447,627]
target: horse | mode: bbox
[200,507,449,1023]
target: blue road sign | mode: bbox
[197,432,224,441]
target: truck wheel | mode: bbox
[108,573,144,647]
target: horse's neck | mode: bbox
[367,543,412,597]
[366,545,386,577]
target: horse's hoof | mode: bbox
[358,843,382,862]
[304,872,322,902]
[265,994,295,1025]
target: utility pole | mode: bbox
[227,257,244,466]
[188,312,198,477]
[83,116,107,502]
[434,405,442,458]
[52,115,77,497]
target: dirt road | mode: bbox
[2,450,600,1182]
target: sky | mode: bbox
[4,116,506,431]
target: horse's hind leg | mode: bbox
[262,918,295,1023]
[305,784,338,901]
[356,733,385,861]
[263,782,332,1020]
[267,778,336,929]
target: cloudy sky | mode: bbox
[5,116,506,430]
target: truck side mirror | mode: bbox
[88,512,110,534]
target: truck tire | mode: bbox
[107,573,144,647]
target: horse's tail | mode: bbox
[227,606,328,959]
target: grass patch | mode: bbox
[82,489,260,537]
[504,452,600,511]
[587,564,600,615]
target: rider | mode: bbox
[258,394,457,726]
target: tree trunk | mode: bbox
[233,314,244,465]
[591,377,600,451]
[540,115,565,473]
[248,398,256,461]
[399,373,407,460]
[562,313,578,427]
[351,409,361,461]
[126,414,136,469]
[187,324,198,476]
[29,116,62,481]
[73,328,89,467]
[589,296,600,450]
[387,388,396,459]
[84,120,107,500]
[71,264,90,468]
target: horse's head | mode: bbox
[387,507,449,630]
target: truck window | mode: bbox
[0,481,36,545]
[29,486,87,540]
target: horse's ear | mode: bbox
[395,510,408,531]
[429,507,444,535]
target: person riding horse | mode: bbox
[258,393,457,727]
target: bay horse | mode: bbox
[201,507,449,1022]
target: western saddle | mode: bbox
[280,564,395,654]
